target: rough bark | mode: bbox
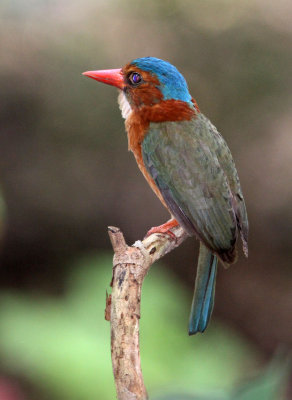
[107,225,188,400]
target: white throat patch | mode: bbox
[118,91,132,120]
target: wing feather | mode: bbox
[142,114,248,262]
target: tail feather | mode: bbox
[188,242,218,335]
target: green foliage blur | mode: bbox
[0,0,291,398]
[0,255,289,399]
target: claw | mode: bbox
[145,219,179,241]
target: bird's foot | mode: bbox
[145,219,179,241]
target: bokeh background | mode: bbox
[0,0,291,399]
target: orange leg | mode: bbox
[145,218,179,240]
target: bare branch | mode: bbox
[107,225,188,400]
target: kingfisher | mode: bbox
[83,57,248,335]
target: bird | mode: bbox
[83,57,248,335]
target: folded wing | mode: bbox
[142,114,248,263]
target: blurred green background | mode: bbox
[0,0,291,399]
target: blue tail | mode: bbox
[188,243,218,335]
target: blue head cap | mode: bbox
[131,57,192,104]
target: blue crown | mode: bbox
[132,57,192,103]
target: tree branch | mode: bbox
[106,225,188,400]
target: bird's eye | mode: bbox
[129,72,142,86]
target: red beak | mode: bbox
[82,68,125,89]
